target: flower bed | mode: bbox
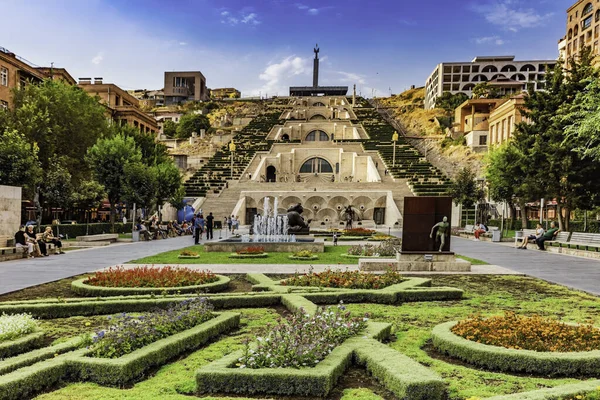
[178,250,199,259]
[452,313,600,352]
[281,269,404,289]
[238,303,368,369]
[84,266,218,288]
[346,242,397,257]
[343,228,376,237]
[89,297,214,358]
[0,313,38,342]
[288,250,318,260]
[229,246,268,258]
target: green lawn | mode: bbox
[26,274,600,400]
[456,255,489,265]
[130,245,360,264]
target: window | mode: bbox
[583,3,593,16]
[305,130,329,141]
[596,10,600,22]
[0,67,7,86]
[299,157,333,173]
[479,135,487,146]
[583,15,593,29]
[0,100,7,110]
[472,65,480,73]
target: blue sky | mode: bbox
[2,0,573,97]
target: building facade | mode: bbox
[453,99,506,149]
[164,71,208,104]
[488,94,527,146]
[210,87,241,99]
[424,56,556,109]
[565,1,600,63]
[78,78,158,134]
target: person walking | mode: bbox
[227,216,232,233]
[206,212,214,240]
[231,215,239,234]
[42,226,65,254]
[194,214,203,245]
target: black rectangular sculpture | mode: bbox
[401,197,452,253]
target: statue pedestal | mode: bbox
[359,252,471,272]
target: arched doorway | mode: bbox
[299,157,334,174]
[281,133,290,141]
[266,166,277,182]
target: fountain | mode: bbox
[204,197,324,253]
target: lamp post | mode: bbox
[229,140,236,179]
[392,131,399,167]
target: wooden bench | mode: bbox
[563,232,600,251]
[462,225,498,238]
[517,230,570,248]
[515,229,537,247]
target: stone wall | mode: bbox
[0,185,22,237]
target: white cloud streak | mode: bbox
[471,1,553,32]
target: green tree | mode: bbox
[563,78,600,162]
[162,120,177,138]
[122,162,157,211]
[119,124,169,165]
[0,129,42,193]
[472,82,500,99]
[73,180,105,210]
[175,113,210,139]
[154,161,183,219]
[86,134,142,224]
[449,167,484,210]
[434,92,468,114]
[40,157,74,210]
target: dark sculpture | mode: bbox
[341,205,361,229]
[287,204,311,234]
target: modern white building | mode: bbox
[424,56,557,110]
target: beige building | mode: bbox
[164,71,208,104]
[424,56,556,109]
[488,94,527,146]
[210,87,241,99]
[453,99,506,149]
[0,47,76,109]
[565,1,600,62]
[78,78,158,134]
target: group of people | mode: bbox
[14,226,64,258]
[135,217,192,241]
[518,222,560,251]
[190,214,240,245]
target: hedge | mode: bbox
[280,294,318,316]
[70,275,231,297]
[228,253,269,259]
[40,222,133,239]
[487,379,600,399]
[0,337,81,375]
[353,338,446,400]
[486,219,600,234]
[287,255,319,260]
[196,322,392,397]
[70,312,240,386]
[0,331,45,360]
[432,321,600,376]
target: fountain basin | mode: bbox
[204,238,325,253]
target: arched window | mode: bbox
[596,10,600,22]
[305,130,329,141]
[568,28,573,39]
[520,64,536,72]
[462,83,476,91]
[575,25,579,35]
[500,65,517,72]
[472,74,488,82]
[482,65,498,73]
[583,3,593,16]
[510,73,527,81]
[299,157,334,173]
[491,74,507,80]
[313,102,326,107]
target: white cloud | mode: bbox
[336,71,366,85]
[473,36,505,45]
[308,8,319,15]
[242,13,261,25]
[253,55,310,96]
[471,1,552,32]
[91,52,103,65]
[221,11,229,16]
[221,10,260,26]
[295,3,309,10]
[179,41,187,46]
[399,19,417,26]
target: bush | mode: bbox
[179,250,198,257]
[282,269,404,290]
[89,297,214,358]
[84,266,218,288]
[39,222,133,238]
[292,250,314,258]
[343,228,375,237]
[452,312,600,352]
[0,313,38,342]
[236,246,265,255]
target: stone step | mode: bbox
[75,234,119,242]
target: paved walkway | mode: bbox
[452,237,600,296]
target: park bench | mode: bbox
[561,232,600,251]
[461,225,499,239]
[516,229,570,248]
[74,233,118,247]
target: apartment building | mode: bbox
[78,78,158,134]
[565,1,600,63]
[164,71,208,105]
[488,94,527,146]
[210,87,241,99]
[453,99,506,149]
[424,56,556,110]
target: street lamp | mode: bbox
[229,140,236,179]
[392,131,399,167]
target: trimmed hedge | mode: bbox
[0,331,45,360]
[432,321,600,376]
[228,253,269,259]
[287,255,319,260]
[70,275,231,297]
[40,222,133,239]
[487,379,600,399]
[0,337,81,376]
[71,312,240,386]
[196,322,392,398]
[281,294,318,316]
[353,338,445,400]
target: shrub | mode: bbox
[343,228,375,237]
[236,246,265,255]
[347,242,398,257]
[237,303,368,369]
[452,312,600,352]
[84,266,217,288]
[90,297,214,358]
[292,250,314,258]
[282,269,404,290]
[0,313,38,342]
[179,250,199,257]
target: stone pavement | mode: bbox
[452,237,600,296]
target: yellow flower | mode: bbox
[84,322,91,327]
[54,353,59,357]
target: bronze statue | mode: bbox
[430,216,450,252]
[341,205,360,230]
[287,204,311,233]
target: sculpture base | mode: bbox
[359,252,471,272]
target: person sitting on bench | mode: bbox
[518,223,544,249]
[42,227,65,254]
[537,222,560,251]
[15,226,35,258]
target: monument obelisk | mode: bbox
[313,44,319,88]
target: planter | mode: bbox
[228,253,269,259]
[70,275,231,297]
[288,255,319,260]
